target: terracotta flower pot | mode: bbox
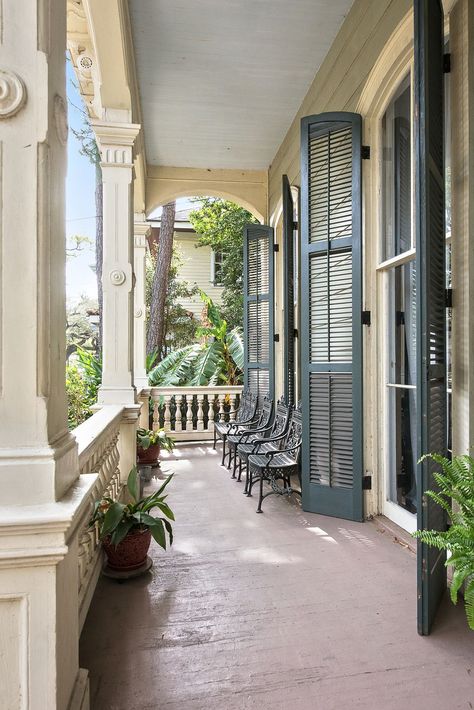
[137,443,160,464]
[102,528,152,571]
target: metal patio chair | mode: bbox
[226,395,274,476]
[213,390,258,465]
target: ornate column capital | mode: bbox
[91,120,140,167]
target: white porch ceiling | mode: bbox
[129,0,354,170]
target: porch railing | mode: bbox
[150,386,243,441]
[73,405,124,629]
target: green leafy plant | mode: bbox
[136,427,175,452]
[66,364,93,429]
[148,293,243,387]
[76,346,102,403]
[89,468,174,549]
[413,453,474,630]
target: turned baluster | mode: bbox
[208,394,215,431]
[196,394,204,431]
[229,394,237,421]
[152,399,160,430]
[175,394,183,433]
[186,394,193,432]
[163,395,172,432]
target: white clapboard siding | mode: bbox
[174,231,224,317]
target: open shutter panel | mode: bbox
[300,112,363,522]
[243,224,275,402]
[414,0,447,636]
[282,175,296,406]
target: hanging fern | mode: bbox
[413,453,474,630]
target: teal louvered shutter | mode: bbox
[300,112,363,522]
[282,175,296,406]
[414,0,447,636]
[243,225,275,401]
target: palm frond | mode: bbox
[148,344,201,386]
[227,327,244,370]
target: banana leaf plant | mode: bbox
[148,292,243,387]
[89,468,174,550]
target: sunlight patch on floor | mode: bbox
[306,526,338,545]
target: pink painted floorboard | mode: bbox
[80,444,474,709]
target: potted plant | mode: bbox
[89,468,174,572]
[413,453,474,630]
[136,427,175,465]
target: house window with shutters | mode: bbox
[379,74,419,531]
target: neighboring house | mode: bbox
[150,208,224,319]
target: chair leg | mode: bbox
[213,427,216,450]
[256,471,265,513]
[221,437,226,466]
[237,457,242,483]
[232,448,238,478]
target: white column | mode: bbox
[93,121,140,405]
[451,0,474,456]
[134,215,151,390]
[0,2,89,708]
[0,3,78,506]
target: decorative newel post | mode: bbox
[93,121,140,406]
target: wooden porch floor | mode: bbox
[81,444,473,709]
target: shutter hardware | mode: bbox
[443,53,451,73]
[362,145,370,160]
[273,244,279,252]
[363,475,372,490]
[274,334,280,343]
[294,328,298,338]
[445,288,453,308]
[292,220,298,230]
[362,310,371,326]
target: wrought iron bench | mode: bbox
[246,406,302,513]
[213,390,258,465]
[233,397,291,487]
[226,395,274,476]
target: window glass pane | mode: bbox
[387,261,417,513]
[382,76,412,260]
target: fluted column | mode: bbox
[134,215,151,390]
[93,121,140,405]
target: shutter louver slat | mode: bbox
[301,111,363,522]
[243,224,275,403]
[414,0,447,635]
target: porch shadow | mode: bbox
[80,444,473,710]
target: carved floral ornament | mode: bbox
[0,69,27,118]
[110,269,126,286]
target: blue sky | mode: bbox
[66,60,97,304]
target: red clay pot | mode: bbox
[102,528,152,571]
[137,443,160,464]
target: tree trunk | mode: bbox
[147,201,176,357]
[95,161,103,354]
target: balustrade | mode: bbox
[73,405,125,629]
[150,386,243,440]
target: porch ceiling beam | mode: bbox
[146,166,269,223]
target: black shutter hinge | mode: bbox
[443,53,451,73]
[292,220,298,230]
[362,145,370,160]
[293,328,298,338]
[362,310,371,326]
[274,334,280,343]
[273,244,279,253]
[445,288,453,308]
[363,475,372,490]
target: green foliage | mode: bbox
[66,347,102,430]
[148,294,243,386]
[413,453,474,630]
[188,197,257,329]
[145,250,200,359]
[89,468,174,550]
[66,295,99,359]
[66,364,92,429]
[136,427,175,452]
